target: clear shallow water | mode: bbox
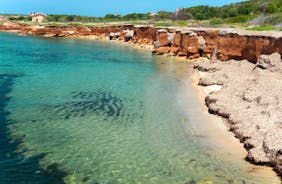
[0,32,280,184]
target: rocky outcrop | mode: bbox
[257,53,281,70]
[152,27,282,62]
[1,22,281,62]
[109,32,120,40]
[194,53,282,176]
[123,30,134,42]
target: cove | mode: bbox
[0,32,280,184]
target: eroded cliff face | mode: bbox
[152,28,282,63]
[1,23,281,63]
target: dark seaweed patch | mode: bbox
[42,91,124,120]
[41,90,144,123]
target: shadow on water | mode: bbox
[0,73,68,184]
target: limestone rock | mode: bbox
[257,52,281,70]
[123,30,134,42]
[194,55,282,176]
[153,41,160,49]
[109,32,120,40]
[168,32,175,45]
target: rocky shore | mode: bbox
[194,53,282,177]
[1,21,282,177]
[1,22,281,62]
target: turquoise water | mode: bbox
[0,32,280,184]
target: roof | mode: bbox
[30,12,48,17]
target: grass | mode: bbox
[246,25,276,31]
[2,17,281,32]
[154,21,173,27]
[226,15,254,24]
[209,18,224,25]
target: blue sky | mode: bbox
[0,0,244,17]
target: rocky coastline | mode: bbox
[1,22,281,61]
[1,22,282,178]
[194,54,282,178]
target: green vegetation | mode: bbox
[246,25,275,31]
[46,13,151,23]
[47,14,98,22]
[8,16,31,21]
[154,20,189,27]
[209,18,225,25]
[2,0,282,31]
[182,1,260,20]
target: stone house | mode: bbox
[30,12,47,23]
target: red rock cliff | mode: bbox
[0,23,281,63]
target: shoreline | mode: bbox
[193,57,282,179]
[0,22,281,179]
[170,60,280,182]
[74,35,154,51]
[1,22,281,63]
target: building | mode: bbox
[30,12,47,23]
[149,12,158,17]
[175,8,184,13]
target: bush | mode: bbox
[8,16,31,21]
[266,2,279,13]
[154,22,172,27]
[228,15,253,23]
[209,18,224,25]
[68,22,83,27]
[173,20,188,26]
[122,13,150,21]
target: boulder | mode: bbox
[123,30,134,42]
[187,47,199,54]
[153,41,160,48]
[170,46,180,55]
[157,29,168,33]
[109,32,120,40]
[256,53,281,70]
[198,36,206,51]
[178,50,188,57]
[152,46,171,55]
[219,28,237,35]
[156,29,170,47]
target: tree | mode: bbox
[266,2,278,14]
